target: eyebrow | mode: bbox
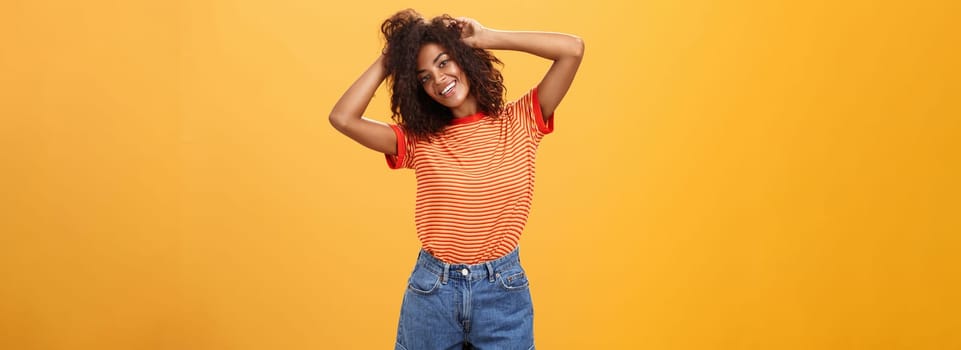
[416,52,448,74]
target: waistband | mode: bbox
[415,248,522,284]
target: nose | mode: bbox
[431,78,450,94]
[433,74,448,86]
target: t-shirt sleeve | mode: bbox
[515,87,555,138]
[385,124,415,169]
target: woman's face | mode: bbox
[416,42,475,115]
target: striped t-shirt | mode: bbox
[386,88,554,264]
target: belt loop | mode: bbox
[486,261,495,282]
[441,263,450,285]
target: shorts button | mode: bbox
[461,268,469,276]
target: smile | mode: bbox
[441,81,456,97]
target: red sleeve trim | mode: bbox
[531,87,554,135]
[385,124,406,169]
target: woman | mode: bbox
[329,8,583,349]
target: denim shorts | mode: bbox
[395,248,535,350]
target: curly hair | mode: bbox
[381,9,505,141]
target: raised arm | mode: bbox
[329,54,398,155]
[456,18,584,119]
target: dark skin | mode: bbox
[329,16,584,155]
[415,45,478,118]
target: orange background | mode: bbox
[2,0,959,348]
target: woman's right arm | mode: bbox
[329,54,398,155]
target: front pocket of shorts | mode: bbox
[497,269,530,291]
[407,266,441,295]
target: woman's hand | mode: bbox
[455,17,489,49]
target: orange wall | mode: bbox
[2,0,959,349]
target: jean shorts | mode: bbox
[395,247,535,350]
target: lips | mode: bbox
[440,81,456,97]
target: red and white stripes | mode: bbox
[386,88,553,264]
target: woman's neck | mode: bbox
[451,94,479,118]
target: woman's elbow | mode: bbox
[329,113,349,133]
[570,36,585,58]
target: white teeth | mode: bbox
[441,81,455,96]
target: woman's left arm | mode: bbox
[457,18,584,119]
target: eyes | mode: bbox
[419,59,450,84]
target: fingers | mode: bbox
[443,16,461,28]
[451,16,485,47]
[454,17,479,30]
[452,17,466,31]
